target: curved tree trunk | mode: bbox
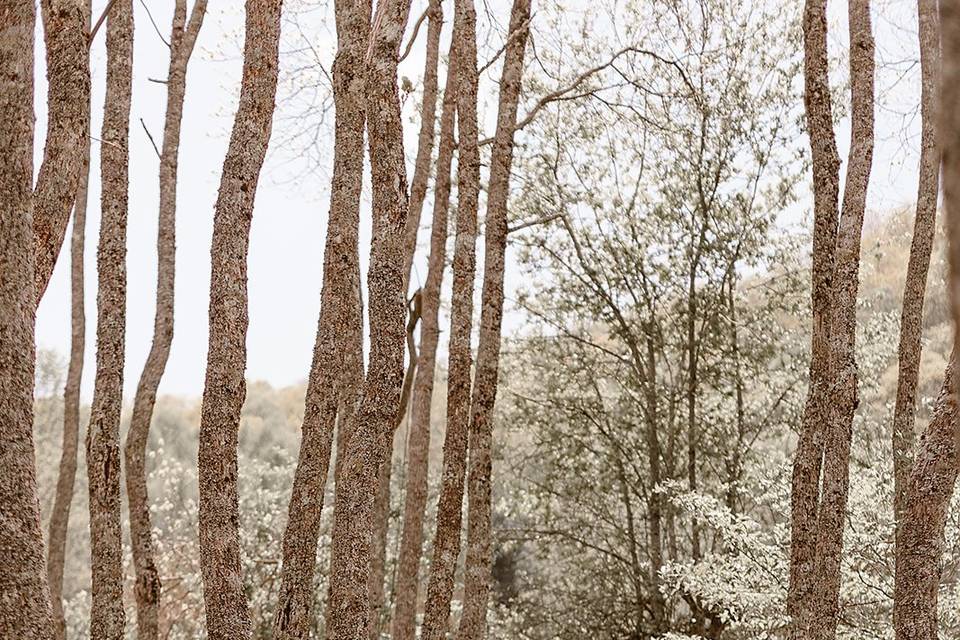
[0,2,55,637]
[125,4,206,639]
[323,0,413,635]
[197,3,282,639]
[456,1,531,636]
[420,0,481,633]
[33,0,92,305]
[391,25,458,639]
[86,3,133,638]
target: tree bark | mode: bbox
[125,4,206,639]
[323,0,413,636]
[197,3,282,639]
[943,0,960,394]
[33,0,92,305]
[391,25,458,640]
[456,2,531,636]
[272,0,369,637]
[420,0,481,633]
[86,3,133,638]
[0,2,55,638]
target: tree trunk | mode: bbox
[273,0,369,637]
[893,0,941,528]
[125,4,206,639]
[86,3,133,638]
[0,2,55,637]
[391,24,458,639]
[943,0,960,391]
[33,0,92,305]
[456,1,531,637]
[323,0,413,636]
[198,2,282,639]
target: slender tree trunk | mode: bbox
[86,4,133,638]
[893,0,941,527]
[125,4,206,639]
[47,105,90,640]
[323,0,413,636]
[33,0,92,305]
[943,0,960,389]
[419,0,482,633]
[391,24,458,639]
[0,3,55,638]
[197,3,282,639]
[456,1,530,636]
[644,334,666,630]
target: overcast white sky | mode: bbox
[32,0,927,400]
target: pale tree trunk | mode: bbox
[420,0,481,633]
[124,4,206,639]
[323,0,412,636]
[86,3,133,638]
[456,1,531,636]
[272,0,369,637]
[789,1,875,639]
[391,26,458,640]
[944,0,960,389]
[0,2,55,638]
[197,2,282,639]
[47,105,90,640]
[893,0,941,528]
[33,0,92,305]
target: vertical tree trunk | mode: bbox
[455,1,530,637]
[323,0,412,636]
[47,106,90,640]
[0,3,55,638]
[391,25,458,639]
[125,4,206,639]
[33,0,92,304]
[86,3,133,638]
[419,0,481,635]
[198,2,282,639]
[943,0,960,383]
[893,0,941,528]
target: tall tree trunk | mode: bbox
[420,0,481,634]
[0,2,55,637]
[273,0,369,637]
[47,107,90,640]
[456,0,530,637]
[125,4,206,639]
[33,0,92,305]
[86,3,133,638]
[893,0,941,527]
[944,0,960,390]
[391,24,457,639]
[323,0,412,636]
[197,3,282,639]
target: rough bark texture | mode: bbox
[944,0,960,396]
[124,4,206,639]
[272,0,369,638]
[33,0,92,304]
[893,0,941,526]
[893,352,959,640]
[197,3,282,639]
[47,104,90,640]
[456,1,531,636]
[86,3,133,638]
[391,29,458,640]
[420,0,481,633]
[0,2,54,638]
[323,0,413,636]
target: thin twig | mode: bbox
[478,15,533,76]
[398,6,430,63]
[89,0,121,45]
[140,118,161,159]
[507,212,560,234]
[148,77,169,84]
[139,0,171,47]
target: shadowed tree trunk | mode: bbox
[420,0,481,633]
[125,3,206,639]
[456,0,531,636]
[323,0,413,635]
[271,0,369,637]
[391,25,458,639]
[944,0,960,384]
[0,2,55,637]
[86,3,133,638]
[33,0,92,304]
[197,2,282,639]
